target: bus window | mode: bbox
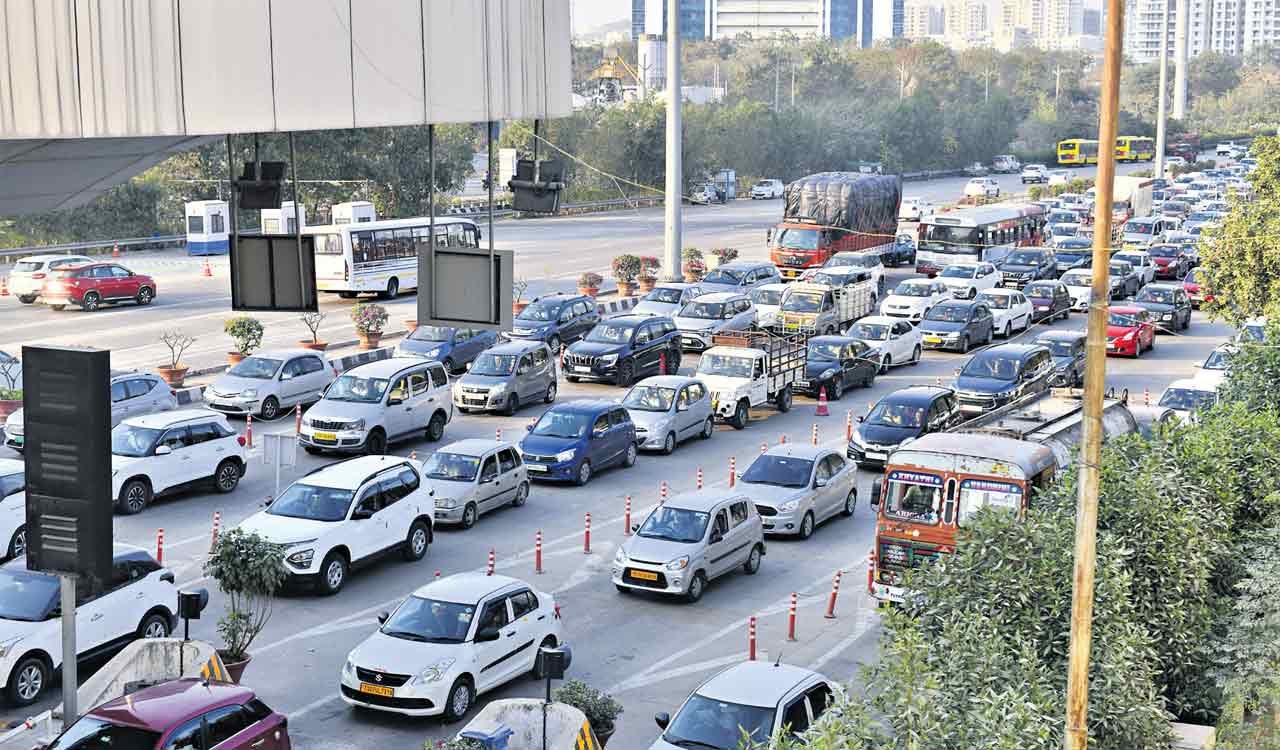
[211,214,225,233]
[395,228,414,258]
[447,223,465,247]
[313,234,343,255]
[353,231,374,263]
[464,226,479,247]
[956,479,1023,525]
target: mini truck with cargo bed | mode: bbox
[697,332,806,430]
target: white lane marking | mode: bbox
[287,694,344,721]
[808,596,879,673]
[551,541,614,595]
[609,653,748,694]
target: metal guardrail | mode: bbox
[0,234,184,259]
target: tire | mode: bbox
[117,479,151,515]
[879,355,891,375]
[512,482,529,507]
[546,335,562,355]
[443,678,474,723]
[441,357,455,374]
[863,368,877,388]
[565,375,579,383]
[49,305,65,311]
[461,503,478,530]
[304,445,324,455]
[403,520,430,561]
[730,401,749,430]
[364,429,387,455]
[81,291,101,311]
[382,278,400,300]
[544,381,557,404]
[622,442,637,468]
[910,345,922,365]
[776,386,793,413]
[684,572,706,603]
[138,611,171,639]
[16,295,35,304]
[426,412,446,442]
[260,396,281,420]
[967,287,977,299]
[136,287,154,306]
[798,511,815,540]
[6,656,48,706]
[7,525,25,559]
[842,488,857,517]
[829,378,844,401]
[213,459,241,493]
[667,348,682,374]
[700,417,714,439]
[959,335,971,353]
[743,545,763,575]
[1002,322,1012,338]
[575,460,592,486]
[317,552,348,595]
[503,393,519,417]
[662,432,676,455]
[616,360,635,388]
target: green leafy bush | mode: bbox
[203,529,288,661]
[224,316,264,355]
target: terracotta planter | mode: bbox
[513,301,530,315]
[616,281,637,297]
[683,272,702,283]
[404,319,419,333]
[299,340,329,352]
[217,651,252,683]
[0,400,20,422]
[578,286,599,298]
[227,352,246,366]
[157,366,188,388]
[357,332,383,350]
[638,277,657,293]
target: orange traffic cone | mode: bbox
[201,258,213,277]
[112,242,120,258]
[0,277,8,296]
[815,387,830,417]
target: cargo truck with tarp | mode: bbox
[768,172,901,280]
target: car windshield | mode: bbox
[741,455,813,488]
[851,322,890,341]
[940,265,977,279]
[1115,254,1145,267]
[884,478,942,523]
[1159,388,1217,412]
[781,291,823,313]
[1038,339,1078,357]
[776,227,818,250]
[530,411,590,439]
[895,282,933,298]
[679,301,726,320]
[623,385,676,412]
[422,452,481,482]
[1137,288,1176,305]
[697,354,755,378]
[751,288,783,306]
[925,304,970,323]
[808,342,845,361]
[471,353,517,377]
[517,302,560,322]
[1058,240,1091,251]
[1063,273,1091,288]
[381,596,475,643]
[636,506,710,543]
[585,324,635,344]
[867,401,925,428]
[266,482,355,522]
[227,357,282,379]
[1126,222,1154,234]
[1051,224,1078,236]
[110,423,162,458]
[325,375,390,403]
[1108,311,1142,327]
[1024,283,1056,298]
[408,326,453,342]
[663,694,776,750]
[44,716,162,750]
[979,294,1011,309]
[828,254,875,269]
[1007,251,1041,265]
[0,568,58,621]
[1203,349,1232,370]
[1148,245,1179,257]
[645,287,685,304]
[962,354,1021,380]
[1110,264,1132,276]
[1187,212,1214,222]
[702,269,744,285]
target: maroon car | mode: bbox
[41,262,157,312]
[39,679,290,750]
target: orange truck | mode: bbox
[767,172,901,280]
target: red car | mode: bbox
[1148,244,1190,280]
[41,262,156,312]
[1106,305,1156,357]
[1183,267,1213,308]
[40,678,291,750]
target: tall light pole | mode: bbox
[1154,0,1171,177]
[663,0,683,281]
[1173,0,1188,119]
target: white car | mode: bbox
[1157,378,1219,422]
[820,250,886,297]
[937,262,1002,299]
[237,455,435,595]
[1193,344,1234,389]
[1021,164,1048,183]
[898,196,932,221]
[300,357,453,455]
[1236,317,1268,344]
[750,283,788,329]
[751,179,784,199]
[977,289,1034,338]
[633,283,705,318]
[964,177,999,199]
[110,410,247,515]
[204,348,338,419]
[846,316,923,371]
[0,545,175,706]
[1060,269,1094,311]
[6,254,93,303]
[1047,170,1071,187]
[881,279,951,323]
[1165,155,1188,167]
[1113,250,1157,286]
[4,370,178,453]
[0,459,24,559]
[340,573,562,719]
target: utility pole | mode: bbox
[1064,0,1123,746]
[1155,0,1171,178]
[663,0,683,282]
[1054,65,1064,111]
[1173,0,1188,119]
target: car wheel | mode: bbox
[443,678,474,723]
[743,544,763,575]
[616,360,635,388]
[461,502,478,529]
[700,417,714,439]
[81,291,101,311]
[426,412,446,442]
[441,357,455,374]
[829,378,844,401]
[879,355,891,375]
[504,393,519,416]
[260,396,280,420]
[214,459,241,493]
[565,375,579,383]
[798,511,815,540]
[547,335,562,355]
[967,287,977,299]
[666,348,682,374]
[6,656,48,706]
[136,287,154,306]
[138,612,171,639]
[7,525,25,559]
[910,345,922,365]
[544,381,557,404]
[842,488,857,517]
[863,368,877,388]
[117,479,151,515]
[575,460,592,486]
[959,335,971,353]
[776,386,793,413]
[317,552,348,595]
[382,278,399,300]
[684,572,706,603]
[16,295,35,304]
[731,401,748,430]
[1002,322,1012,338]
[662,432,676,455]
[403,520,430,561]
[364,429,387,455]
[512,482,529,507]
[623,442,637,468]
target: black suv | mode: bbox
[507,293,600,352]
[564,315,682,387]
[847,386,962,469]
[952,343,1055,415]
[1000,248,1058,288]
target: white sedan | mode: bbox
[1048,170,1071,187]
[1113,250,1157,287]
[964,178,1000,199]
[881,279,951,323]
[846,316,923,371]
[898,196,933,221]
[977,289,1034,338]
[340,573,562,720]
[937,262,1002,299]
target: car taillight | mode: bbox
[31,272,45,279]
[237,436,246,447]
[343,260,349,281]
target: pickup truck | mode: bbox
[698,331,806,429]
[771,278,876,337]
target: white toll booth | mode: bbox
[260,201,308,234]
[184,200,230,256]
[331,201,377,225]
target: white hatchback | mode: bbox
[882,279,951,322]
[341,573,562,720]
[964,178,1000,198]
[7,254,93,302]
[0,459,24,559]
[205,348,337,419]
[977,289,1034,337]
[937,262,1002,299]
[846,316,923,371]
[110,410,247,515]
[751,179,784,199]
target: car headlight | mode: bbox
[614,548,627,565]
[286,549,315,566]
[555,449,577,463]
[411,657,457,685]
[241,389,258,399]
[821,368,838,380]
[780,499,801,512]
[436,497,457,510]
[302,416,313,427]
[666,556,689,571]
[0,637,22,659]
[342,657,356,679]
[599,353,619,366]
[347,418,366,432]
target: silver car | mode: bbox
[452,340,556,415]
[696,261,783,295]
[632,283,705,318]
[737,444,857,539]
[613,489,765,603]
[623,376,715,454]
[4,370,177,452]
[421,439,529,529]
[673,292,757,352]
[205,348,336,419]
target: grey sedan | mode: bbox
[623,376,715,454]
[420,439,529,529]
[736,444,857,539]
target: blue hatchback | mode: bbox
[519,400,638,485]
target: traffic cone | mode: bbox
[0,277,8,297]
[112,242,120,258]
[201,258,213,277]
[815,387,830,417]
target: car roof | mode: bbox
[90,678,256,731]
[756,282,789,291]
[251,348,326,360]
[1108,305,1144,314]
[1035,329,1087,342]
[634,375,700,388]
[1142,282,1182,290]
[486,340,547,355]
[936,299,979,309]
[0,457,22,475]
[698,662,824,707]
[411,572,526,604]
[438,438,509,457]
[808,335,859,347]
[978,288,1021,297]
[664,488,751,513]
[301,455,415,490]
[545,399,619,415]
[123,409,228,430]
[857,315,905,325]
[718,260,770,270]
[18,254,93,262]
[605,314,661,327]
[343,356,440,379]
[691,291,746,303]
[529,292,583,303]
[763,442,830,460]
[882,385,953,405]
[1166,378,1215,393]
[901,432,1055,476]
[974,343,1048,359]
[654,282,698,290]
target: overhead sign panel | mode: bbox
[230,234,318,312]
[416,243,513,332]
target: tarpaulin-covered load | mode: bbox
[783,172,902,235]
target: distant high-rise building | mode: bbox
[944,0,989,44]
[1241,0,1279,53]
[994,0,1086,48]
[903,0,942,36]
[632,0,710,39]
[1082,7,1100,33]
[830,0,859,37]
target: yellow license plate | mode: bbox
[314,431,337,441]
[359,683,394,697]
[924,336,942,344]
[629,569,659,581]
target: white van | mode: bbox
[1121,216,1166,248]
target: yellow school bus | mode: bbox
[1116,136,1156,162]
[1057,139,1099,166]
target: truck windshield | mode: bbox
[751,288,783,306]
[776,228,818,250]
[781,292,824,313]
[698,354,755,379]
[679,302,726,320]
[884,479,942,523]
[957,479,1023,525]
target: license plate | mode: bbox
[924,336,943,344]
[796,380,810,388]
[865,451,886,460]
[465,397,487,405]
[527,464,548,472]
[629,569,658,581]
[574,366,591,373]
[314,431,337,441]
[359,683,394,697]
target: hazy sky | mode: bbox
[573,0,630,33]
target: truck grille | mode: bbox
[565,353,598,367]
[879,540,941,571]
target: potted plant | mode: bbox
[708,247,739,269]
[638,256,661,293]
[223,316,264,366]
[611,254,642,297]
[513,277,531,315]
[0,357,20,422]
[553,679,624,746]
[203,529,287,682]
[157,331,195,387]
[577,272,603,297]
[299,311,328,351]
[682,247,705,282]
[351,302,389,350]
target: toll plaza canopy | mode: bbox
[0,0,572,215]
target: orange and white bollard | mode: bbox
[811,423,818,445]
[295,404,302,434]
[210,511,222,552]
[659,351,667,375]
[660,481,667,504]
[787,592,798,641]
[495,428,502,442]
[760,442,767,454]
[729,456,736,488]
[535,530,544,574]
[867,549,877,595]
[156,528,165,564]
[201,258,213,277]
[780,434,786,445]
[624,496,633,536]
[434,569,441,580]
[112,242,121,258]
[0,278,7,297]
[748,616,757,661]
[824,571,843,619]
[846,411,854,442]
[696,466,703,490]
[486,549,495,576]
[245,414,253,449]
[583,513,592,554]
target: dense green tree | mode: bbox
[1200,136,1280,323]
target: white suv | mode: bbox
[0,545,176,706]
[1020,164,1048,184]
[5,370,178,453]
[110,410,246,515]
[7,254,93,303]
[964,177,1000,198]
[751,179,783,199]
[0,459,24,559]
[237,456,435,595]
[341,573,562,719]
[300,358,453,455]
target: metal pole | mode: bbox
[59,574,78,721]
[225,135,239,303]
[1172,0,1188,119]
[487,122,496,323]
[427,125,435,321]
[663,0,683,282]
[1154,0,1170,178]
[288,132,305,299]
[1064,0,1123,745]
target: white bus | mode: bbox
[915,204,1046,275]
[307,216,481,299]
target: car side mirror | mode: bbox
[676,402,689,412]
[352,506,374,521]
[525,423,534,432]
[856,415,865,423]
[655,712,671,730]
[476,625,501,643]
[710,530,724,544]
[631,523,640,532]
[465,362,472,371]
[481,473,497,484]
[870,479,883,509]
[388,397,403,406]
[154,445,173,456]
[377,611,389,624]
[815,477,828,488]
[593,430,607,440]
[280,371,293,381]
